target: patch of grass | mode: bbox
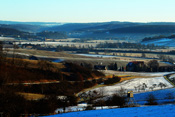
[17,92,45,100]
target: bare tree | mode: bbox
[134,86,137,92]
[158,82,167,89]
[146,94,157,105]
[149,87,154,91]
[152,84,157,88]
[116,87,126,97]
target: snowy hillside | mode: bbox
[141,38,175,47]
[54,88,175,114]
[134,88,175,104]
[169,74,175,79]
[45,104,175,117]
[83,76,173,97]
[46,72,175,117]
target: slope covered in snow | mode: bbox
[134,88,175,104]
[84,76,173,97]
[45,104,175,117]
[141,38,175,47]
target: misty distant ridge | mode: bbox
[0,20,64,26]
[1,20,175,33]
[1,20,175,26]
[1,20,175,43]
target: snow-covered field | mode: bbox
[134,88,175,105]
[45,104,175,117]
[0,37,15,40]
[55,104,118,114]
[107,77,172,94]
[55,88,175,114]
[142,38,175,47]
[169,74,175,80]
[49,72,175,116]
[82,75,173,97]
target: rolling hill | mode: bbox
[1,20,175,41]
[0,24,46,33]
[0,27,23,35]
[107,25,175,34]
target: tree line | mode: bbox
[96,42,165,49]
[142,34,175,42]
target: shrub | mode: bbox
[145,94,158,105]
[104,76,121,85]
[85,105,94,110]
[105,94,126,107]
[111,94,126,107]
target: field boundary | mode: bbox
[163,74,175,87]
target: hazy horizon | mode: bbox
[2,20,175,24]
[1,0,175,23]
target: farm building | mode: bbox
[126,61,145,72]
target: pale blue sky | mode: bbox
[0,0,175,23]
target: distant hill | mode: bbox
[0,27,23,35]
[0,24,46,33]
[0,20,63,32]
[0,27,68,40]
[42,22,175,39]
[1,20,175,41]
[41,21,145,32]
[75,22,141,32]
[41,23,106,32]
[1,20,175,33]
[42,22,175,33]
[107,25,175,34]
[0,20,62,26]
